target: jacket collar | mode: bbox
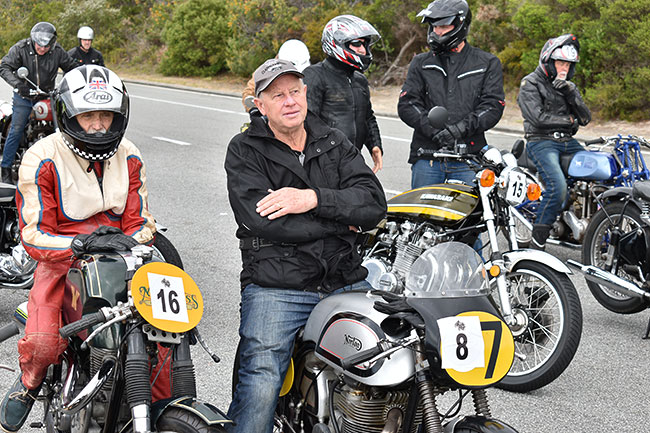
[323,57,355,76]
[247,111,331,143]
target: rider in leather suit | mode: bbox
[517,34,591,249]
[68,26,105,67]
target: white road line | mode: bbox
[131,94,247,116]
[382,135,411,142]
[128,82,242,100]
[384,188,402,195]
[152,136,191,146]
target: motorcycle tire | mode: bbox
[155,407,227,432]
[496,260,582,393]
[153,231,184,270]
[581,201,649,314]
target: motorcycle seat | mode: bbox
[632,180,650,203]
[516,144,573,177]
[0,183,15,202]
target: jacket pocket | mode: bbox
[247,245,321,289]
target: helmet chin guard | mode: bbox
[418,0,472,54]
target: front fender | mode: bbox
[502,249,571,274]
[447,415,519,433]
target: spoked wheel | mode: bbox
[494,261,582,392]
[155,407,227,432]
[512,201,536,247]
[582,201,649,314]
[153,231,184,269]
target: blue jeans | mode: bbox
[226,280,371,433]
[526,138,584,225]
[2,93,33,168]
[411,158,475,189]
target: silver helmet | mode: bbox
[77,26,94,40]
[30,22,57,49]
[54,66,129,161]
[277,39,311,72]
[321,15,380,71]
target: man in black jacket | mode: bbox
[303,15,383,173]
[517,34,591,249]
[0,22,76,184]
[67,26,105,67]
[398,0,505,188]
[225,58,386,433]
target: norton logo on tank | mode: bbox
[83,78,112,104]
[343,334,363,351]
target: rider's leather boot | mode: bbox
[531,224,551,251]
[0,374,40,432]
[1,167,13,185]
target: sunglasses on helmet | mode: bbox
[348,39,367,48]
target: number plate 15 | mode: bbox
[506,171,527,204]
[132,262,204,333]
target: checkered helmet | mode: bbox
[54,65,129,161]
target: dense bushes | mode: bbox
[0,0,647,120]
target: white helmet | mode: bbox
[277,39,311,72]
[77,26,94,40]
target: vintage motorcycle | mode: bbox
[235,242,519,433]
[0,243,229,432]
[512,134,650,248]
[0,66,57,183]
[362,107,582,393]
[568,180,650,335]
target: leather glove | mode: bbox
[552,79,577,96]
[71,226,139,258]
[14,83,31,98]
[433,121,467,149]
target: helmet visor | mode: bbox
[551,44,579,63]
[32,31,54,47]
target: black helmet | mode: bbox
[30,22,57,49]
[417,0,471,54]
[54,65,129,161]
[321,15,380,71]
[539,34,580,81]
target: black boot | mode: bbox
[1,167,13,185]
[531,224,551,250]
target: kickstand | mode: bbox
[643,315,650,339]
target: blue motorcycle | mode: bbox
[511,134,650,248]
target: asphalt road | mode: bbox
[0,79,648,433]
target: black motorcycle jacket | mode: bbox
[517,67,591,142]
[225,112,386,292]
[398,44,505,163]
[303,57,382,155]
[0,38,76,97]
[67,46,105,67]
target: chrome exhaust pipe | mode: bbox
[562,211,588,242]
[381,407,403,433]
[566,259,650,299]
[62,358,115,414]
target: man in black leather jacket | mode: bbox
[303,14,383,173]
[225,59,386,433]
[517,34,591,249]
[0,22,76,184]
[398,0,505,188]
[67,26,105,67]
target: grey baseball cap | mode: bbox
[253,58,304,97]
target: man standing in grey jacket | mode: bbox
[0,22,76,184]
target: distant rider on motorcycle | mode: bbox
[517,34,591,250]
[0,65,158,433]
[0,22,77,184]
[68,25,105,66]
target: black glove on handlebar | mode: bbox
[14,83,31,98]
[433,121,467,149]
[71,226,139,258]
[552,79,577,96]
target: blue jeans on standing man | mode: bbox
[411,158,475,189]
[526,138,584,225]
[227,280,372,433]
[2,93,33,168]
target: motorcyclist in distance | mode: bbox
[68,25,105,67]
[0,22,77,184]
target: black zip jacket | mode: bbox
[68,46,105,67]
[517,67,591,142]
[225,112,387,292]
[0,38,76,96]
[397,44,505,163]
[303,58,382,155]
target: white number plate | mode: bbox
[506,171,527,204]
[438,316,485,372]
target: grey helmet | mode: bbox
[77,26,94,40]
[539,34,580,80]
[54,65,129,161]
[321,15,380,71]
[30,22,57,49]
[418,0,471,54]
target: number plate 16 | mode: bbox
[132,262,204,333]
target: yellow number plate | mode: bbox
[441,311,515,387]
[131,262,203,333]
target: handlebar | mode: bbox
[584,135,650,148]
[59,310,108,339]
[584,137,605,146]
[0,322,19,344]
[340,343,385,370]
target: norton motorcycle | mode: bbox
[0,243,229,432]
[0,66,57,183]
[513,134,650,248]
[236,242,519,433]
[568,180,650,335]
[362,107,582,393]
